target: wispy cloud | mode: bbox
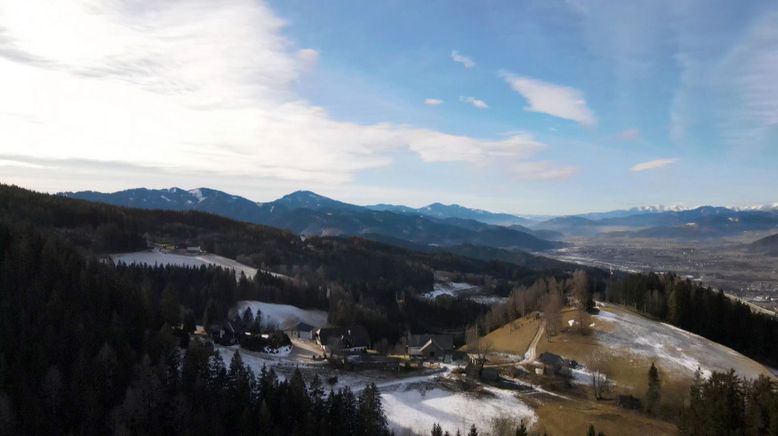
[512,161,578,181]
[450,50,475,68]
[630,158,678,172]
[459,96,489,109]
[424,98,443,106]
[501,73,597,126]
[0,0,566,191]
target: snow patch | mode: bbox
[382,385,535,435]
[594,308,765,379]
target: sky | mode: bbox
[0,0,777,215]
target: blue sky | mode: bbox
[1,0,776,214]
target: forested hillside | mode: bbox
[0,221,391,435]
[1,184,570,342]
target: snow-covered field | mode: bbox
[234,301,328,330]
[110,249,257,277]
[425,282,479,299]
[382,383,535,434]
[109,249,288,280]
[594,304,772,379]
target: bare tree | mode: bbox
[465,326,493,369]
[588,351,612,400]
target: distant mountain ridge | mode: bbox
[367,202,534,226]
[752,233,778,256]
[61,187,557,251]
[535,206,778,240]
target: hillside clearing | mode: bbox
[234,301,328,330]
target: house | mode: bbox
[285,321,315,341]
[406,333,455,361]
[537,352,573,377]
[209,321,240,346]
[315,326,370,355]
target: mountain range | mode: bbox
[62,187,778,243]
[62,188,557,251]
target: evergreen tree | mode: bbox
[468,423,479,436]
[358,383,388,436]
[587,424,596,436]
[646,362,661,414]
[202,299,217,327]
[432,423,443,436]
[242,307,254,327]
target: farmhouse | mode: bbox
[406,333,455,361]
[315,325,370,354]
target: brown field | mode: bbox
[480,312,543,355]
[528,396,678,436]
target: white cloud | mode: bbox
[502,73,597,126]
[460,96,489,109]
[405,132,544,163]
[0,0,567,190]
[450,50,475,68]
[424,98,443,106]
[512,161,578,181]
[630,158,678,172]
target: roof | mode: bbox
[407,334,454,350]
[538,352,564,367]
[287,321,315,332]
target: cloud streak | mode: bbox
[513,161,578,181]
[450,50,475,68]
[502,73,597,126]
[424,98,443,106]
[460,96,489,109]
[630,158,678,172]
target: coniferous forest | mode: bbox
[0,221,392,435]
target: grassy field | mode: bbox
[480,312,543,355]
[527,395,678,436]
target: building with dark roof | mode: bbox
[406,333,455,361]
[315,325,370,355]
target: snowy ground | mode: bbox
[109,249,287,280]
[425,282,480,299]
[234,301,328,330]
[594,304,772,379]
[381,383,535,435]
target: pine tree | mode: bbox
[358,383,388,435]
[241,307,254,328]
[202,299,217,327]
[646,362,661,414]
[468,424,478,436]
[432,423,443,436]
[587,424,596,436]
